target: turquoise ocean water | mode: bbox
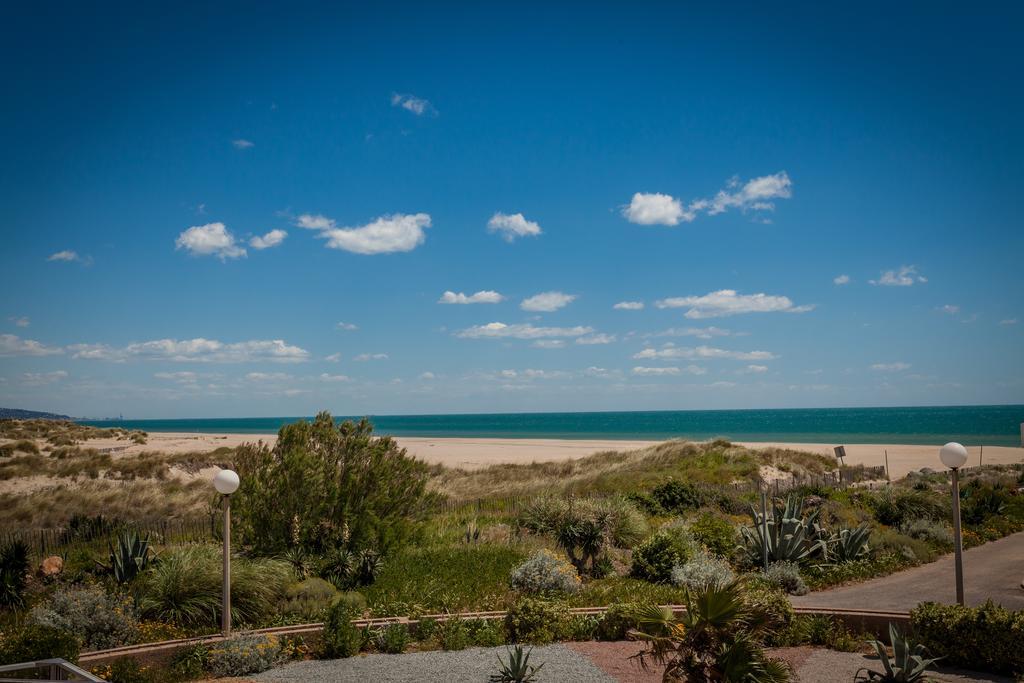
[81,405,1024,446]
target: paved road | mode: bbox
[792,532,1024,612]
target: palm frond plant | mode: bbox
[630,579,790,682]
[854,624,941,682]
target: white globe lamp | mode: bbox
[939,442,968,470]
[213,469,240,495]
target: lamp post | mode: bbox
[213,469,240,636]
[939,442,968,606]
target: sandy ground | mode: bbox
[4,432,1021,476]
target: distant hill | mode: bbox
[0,408,73,420]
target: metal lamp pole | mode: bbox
[213,469,240,636]
[940,443,968,606]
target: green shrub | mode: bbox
[207,633,282,677]
[0,624,80,665]
[651,479,710,512]
[415,616,438,642]
[103,657,156,683]
[232,413,431,555]
[899,518,953,546]
[870,528,937,564]
[670,552,735,590]
[688,512,738,557]
[30,585,139,651]
[743,583,794,646]
[0,539,29,608]
[762,561,808,596]
[869,488,946,527]
[468,618,506,647]
[911,601,1024,675]
[505,597,568,645]
[136,545,292,628]
[630,524,697,583]
[438,616,470,650]
[596,602,644,641]
[280,578,339,620]
[322,602,363,658]
[960,481,1010,524]
[510,550,580,595]
[374,623,410,654]
[166,643,209,679]
[563,614,599,641]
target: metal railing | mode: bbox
[0,658,104,682]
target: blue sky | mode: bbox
[1,2,1022,418]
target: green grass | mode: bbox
[365,543,528,615]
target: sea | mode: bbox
[81,405,1024,447]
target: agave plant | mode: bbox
[829,524,872,563]
[102,530,155,584]
[631,580,790,682]
[855,624,941,682]
[490,645,545,683]
[740,494,827,566]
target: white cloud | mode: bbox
[0,334,63,357]
[633,366,697,376]
[742,364,769,374]
[499,368,570,380]
[576,333,616,345]
[232,139,255,149]
[419,372,436,380]
[532,340,566,349]
[47,250,82,263]
[708,381,737,388]
[584,366,615,378]
[154,371,199,383]
[175,222,246,260]
[647,326,737,340]
[390,92,436,116]
[487,213,542,242]
[325,352,342,362]
[655,290,813,319]
[320,373,351,382]
[335,322,358,331]
[439,290,505,305]
[456,322,594,340]
[622,192,686,225]
[8,316,29,328]
[633,345,776,361]
[249,229,287,250]
[999,318,1018,326]
[70,338,309,363]
[833,274,851,285]
[295,214,336,230]
[245,372,292,382]
[870,265,927,287]
[623,172,792,226]
[521,291,576,312]
[353,353,388,362]
[871,362,911,372]
[319,213,430,255]
[613,301,644,310]
[938,305,960,315]
[21,370,68,386]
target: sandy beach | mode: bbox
[58,431,1024,478]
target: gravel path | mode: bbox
[792,531,1024,612]
[250,644,616,682]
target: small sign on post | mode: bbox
[833,445,846,465]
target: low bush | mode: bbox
[596,602,643,641]
[30,585,139,651]
[207,633,282,677]
[136,545,292,628]
[762,561,809,596]
[911,600,1024,675]
[467,618,505,647]
[670,552,735,590]
[687,512,738,558]
[960,481,1011,524]
[0,624,80,665]
[778,614,861,652]
[92,657,156,683]
[899,518,953,546]
[322,601,363,658]
[437,616,470,650]
[0,539,29,608]
[803,554,910,590]
[868,488,946,527]
[870,527,937,564]
[509,550,580,595]
[563,614,599,641]
[630,524,697,583]
[505,597,568,645]
[743,583,795,646]
[280,578,339,620]
[373,623,410,654]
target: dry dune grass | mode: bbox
[430,438,836,501]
